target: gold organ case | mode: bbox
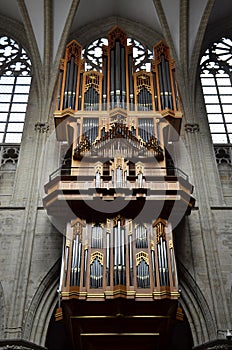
[43,26,194,350]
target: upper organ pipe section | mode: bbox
[56,26,180,114]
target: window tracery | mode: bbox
[82,36,153,72]
[200,37,232,144]
[0,35,32,144]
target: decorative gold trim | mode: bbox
[153,291,180,298]
[153,219,166,244]
[90,251,104,265]
[86,293,105,298]
[106,219,111,232]
[104,290,136,297]
[71,315,169,319]
[61,291,87,297]
[80,332,159,336]
[136,251,149,265]
[151,239,155,251]
[55,307,63,321]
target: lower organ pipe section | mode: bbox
[113,221,126,285]
[61,218,178,297]
[70,234,82,286]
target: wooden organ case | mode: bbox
[44,26,195,350]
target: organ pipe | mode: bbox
[136,225,148,248]
[151,248,156,286]
[56,28,180,117]
[129,234,133,286]
[64,244,69,287]
[113,221,126,286]
[121,46,126,108]
[128,53,134,109]
[102,54,107,110]
[59,236,65,292]
[60,217,179,298]
[83,248,88,287]
[115,41,121,93]
[137,258,150,288]
[106,232,110,286]
[110,48,115,107]
[78,73,83,110]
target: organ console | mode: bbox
[44,26,194,350]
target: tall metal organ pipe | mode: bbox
[102,55,107,110]
[128,53,134,109]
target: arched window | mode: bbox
[200,37,232,144]
[82,36,153,72]
[0,35,32,144]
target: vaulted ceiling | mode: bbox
[0,0,231,66]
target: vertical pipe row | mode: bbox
[128,53,134,109]
[129,234,133,286]
[161,55,169,108]
[102,55,107,110]
[121,46,126,108]
[138,118,154,142]
[110,48,115,108]
[63,61,70,108]
[162,237,169,285]
[64,245,69,287]
[76,240,82,286]
[78,73,83,110]
[106,232,110,286]
[137,260,150,288]
[82,118,99,142]
[158,237,169,286]
[113,221,126,286]
[109,40,127,109]
[90,259,102,288]
[138,87,152,111]
[115,41,121,106]
[158,242,164,286]
[67,56,75,108]
[164,58,172,109]
[59,236,65,291]
[113,226,117,285]
[170,247,177,287]
[136,225,148,248]
[151,249,156,286]
[71,235,77,286]
[83,248,88,287]
[63,56,78,110]
[84,86,99,111]
[152,72,158,110]
[92,225,103,248]
[158,55,173,110]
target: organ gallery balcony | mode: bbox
[43,165,194,222]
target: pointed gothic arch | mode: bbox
[178,261,216,346]
[23,260,60,346]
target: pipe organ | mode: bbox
[44,26,194,350]
[55,26,180,114]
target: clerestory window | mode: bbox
[0,35,32,144]
[200,37,232,144]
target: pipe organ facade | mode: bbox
[43,26,195,350]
